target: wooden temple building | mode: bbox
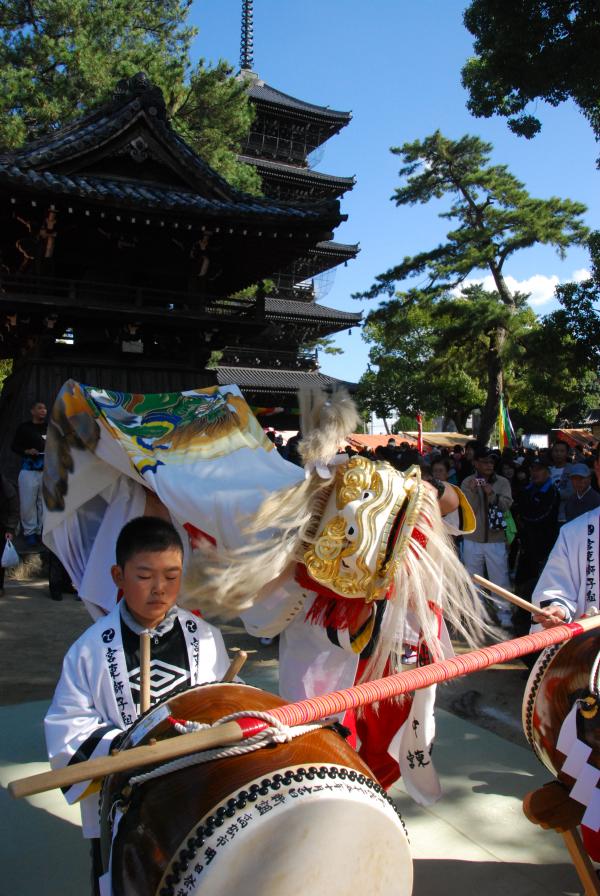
[0,7,360,471]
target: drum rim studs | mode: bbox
[158,766,408,896]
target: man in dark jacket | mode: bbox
[11,400,47,545]
[513,458,560,647]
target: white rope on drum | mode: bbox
[128,711,325,788]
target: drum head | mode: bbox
[522,630,600,779]
[157,765,412,896]
[101,684,413,896]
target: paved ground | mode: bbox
[0,576,587,895]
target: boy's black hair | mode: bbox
[115,516,183,568]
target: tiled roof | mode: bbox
[0,83,236,201]
[239,155,355,188]
[312,240,359,257]
[0,162,341,223]
[247,82,351,122]
[217,366,355,393]
[265,297,361,323]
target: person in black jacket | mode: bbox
[0,474,19,594]
[512,457,560,650]
[11,400,47,545]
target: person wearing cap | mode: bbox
[462,446,513,627]
[564,463,600,522]
[548,440,575,524]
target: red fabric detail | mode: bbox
[350,658,412,790]
[184,522,217,548]
[295,563,345,602]
[236,717,270,739]
[305,593,372,631]
[296,563,372,631]
[167,716,188,727]
[296,562,395,631]
[582,824,600,861]
[412,528,428,549]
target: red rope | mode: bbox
[265,622,586,729]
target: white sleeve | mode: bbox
[240,573,307,638]
[44,645,122,806]
[531,527,579,626]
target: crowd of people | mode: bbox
[268,428,600,635]
[3,408,600,629]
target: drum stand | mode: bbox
[523,781,600,896]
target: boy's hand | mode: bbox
[532,606,567,629]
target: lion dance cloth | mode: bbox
[43,380,304,619]
[43,380,486,799]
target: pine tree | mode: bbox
[0,0,259,192]
[356,132,588,443]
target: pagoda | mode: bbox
[214,0,361,420]
[0,72,346,472]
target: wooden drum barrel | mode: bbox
[522,629,600,780]
[100,683,412,896]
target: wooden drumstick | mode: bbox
[472,574,541,616]
[140,632,151,715]
[222,650,247,683]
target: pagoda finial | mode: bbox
[240,0,255,71]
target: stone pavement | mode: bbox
[0,578,586,895]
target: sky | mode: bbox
[188,1,599,385]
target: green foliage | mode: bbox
[515,232,600,426]
[462,1,600,160]
[0,359,12,391]
[0,0,260,192]
[356,132,588,442]
[205,349,224,370]
[302,337,343,357]
[357,132,587,302]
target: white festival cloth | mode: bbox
[42,381,303,618]
[532,508,599,629]
[556,703,600,831]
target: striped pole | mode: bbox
[9,616,599,800]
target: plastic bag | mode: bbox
[1,539,20,568]
[504,509,518,545]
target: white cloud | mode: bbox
[573,267,591,282]
[456,267,588,308]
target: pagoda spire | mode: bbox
[240,0,255,72]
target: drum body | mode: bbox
[100,683,412,896]
[522,630,600,779]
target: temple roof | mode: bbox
[216,366,355,394]
[0,73,341,229]
[0,161,340,225]
[239,155,355,197]
[265,297,361,325]
[1,75,234,199]
[246,80,351,125]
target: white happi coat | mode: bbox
[242,574,449,806]
[532,507,600,627]
[45,603,230,838]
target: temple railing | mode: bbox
[220,346,318,370]
[0,273,262,322]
